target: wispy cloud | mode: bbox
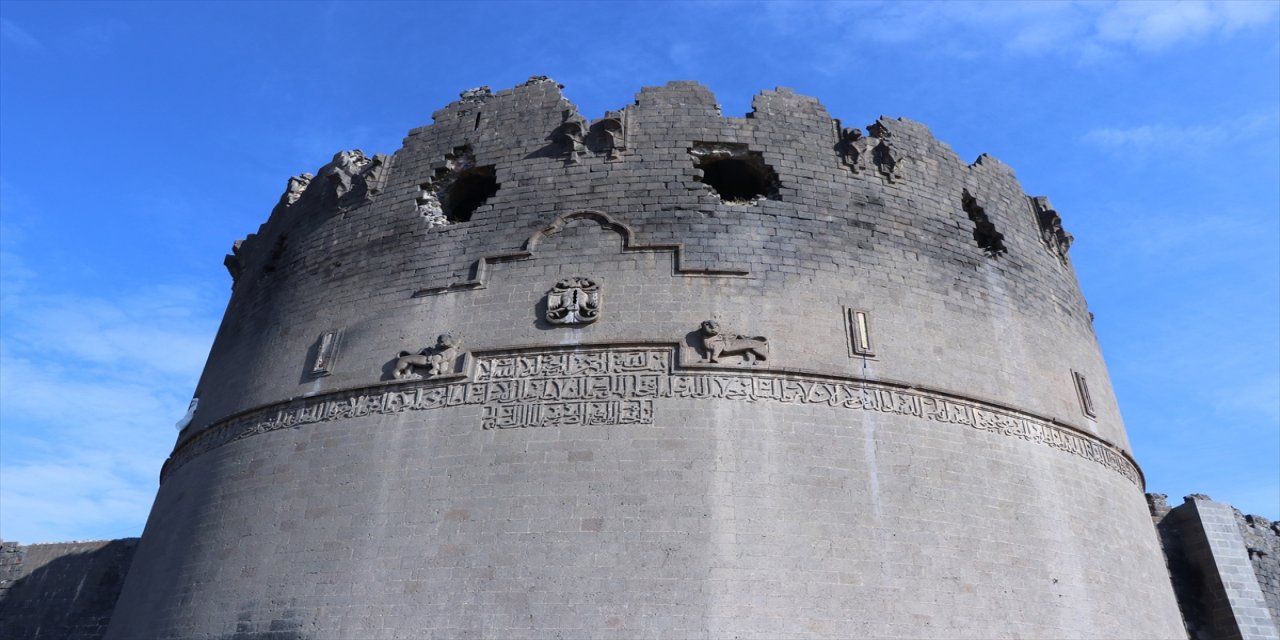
[1094,1,1278,52]
[0,257,221,542]
[0,18,42,52]
[750,1,1278,63]
[1081,111,1280,154]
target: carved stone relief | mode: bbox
[282,173,313,206]
[592,111,626,161]
[836,121,904,183]
[699,320,769,364]
[324,150,373,199]
[837,127,864,172]
[224,238,245,285]
[165,347,1140,487]
[392,334,462,380]
[556,113,588,165]
[1031,196,1073,265]
[545,277,601,325]
[174,398,198,432]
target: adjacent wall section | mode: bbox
[1150,494,1280,640]
[0,539,138,640]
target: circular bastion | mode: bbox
[106,79,1185,639]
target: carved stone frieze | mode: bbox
[392,334,462,380]
[592,111,626,161]
[1031,196,1073,265]
[283,173,313,206]
[545,277,601,325]
[556,114,588,165]
[164,347,1140,487]
[836,121,904,183]
[174,398,198,432]
[699,320,769,364]
[312,149,390,204]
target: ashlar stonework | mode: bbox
[91,79,1208,640]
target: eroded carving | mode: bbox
[1031,196,1073,265]
[556,113,588,165]
[593,112,626,161]
[546,277,601,325]
[325,150,370,198]
[962,189,1007,258]
[837,127,864,171]
[458,86,492,104]
[699,320,769,364]
[838,121,905,183]
[174,398,198,431]
[392,334,462,380]
[224,238,245,285]
[283,173,313,206]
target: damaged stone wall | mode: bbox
[1150,494,1280,640]
[0,539,138,640]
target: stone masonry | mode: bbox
[1150,494,1280,640]
[0,539,138,640]
[95,79,1191,639]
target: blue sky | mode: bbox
[1,1,1276,543]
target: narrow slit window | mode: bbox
[312,330,342,377]
[846,308,875,357]
[1073,370,1096,418]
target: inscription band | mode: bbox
[163,346,1142,487]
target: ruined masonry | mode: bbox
[4,79,1275,639]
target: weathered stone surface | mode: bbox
[0,539,137,640]
[103,80,1186,639]
[1151,494,1280,639]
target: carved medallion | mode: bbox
[546,277,601,325]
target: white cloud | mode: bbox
[749,1,1278,61]
[1094,0,1278,51]
[1081,111,1280,154]
[0,18,41,52]
[0,272,221,542]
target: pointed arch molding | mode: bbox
[411,210,749,297]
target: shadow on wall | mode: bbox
[0,538,138,640]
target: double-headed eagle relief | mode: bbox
[545,277,601,325]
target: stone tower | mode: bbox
[107,79,1185,639]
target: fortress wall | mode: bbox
[0,539,137,640]
[192,79,1113,448]
[117,395,1175,639]
[105,80,1182,638]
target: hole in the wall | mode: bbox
[690,143,780,204]
[442,168,498,223]
[962,189,1007,258]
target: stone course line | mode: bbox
[162,345,1142,487]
